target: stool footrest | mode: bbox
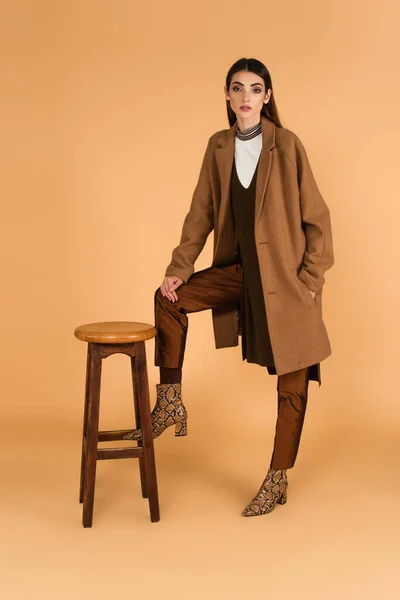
[97,447,144,460]
[98,429,138,442]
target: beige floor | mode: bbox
[3,368,399,600]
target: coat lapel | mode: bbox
[255,116,275,224]
[215,122,235,246]
[214,115,276,254]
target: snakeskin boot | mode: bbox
[123,382,187,442]
[242,468,288,517]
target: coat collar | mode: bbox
[213,116,276,258]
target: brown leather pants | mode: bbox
[154,261,309,470]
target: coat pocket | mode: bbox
[291,269,317,310]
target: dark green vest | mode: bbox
[230,157,275,368]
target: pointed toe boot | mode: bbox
[123,382,187,442]
[242,468,288,517]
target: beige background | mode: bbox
[2,0,400,598]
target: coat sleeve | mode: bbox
[294,135,334,293]
[164,136,215,283]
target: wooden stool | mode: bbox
[74,321,160,527]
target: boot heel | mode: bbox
[277,492,287,505]
[175,420,187,437]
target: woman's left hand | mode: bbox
[310,290,316,299]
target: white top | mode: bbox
[234,132,262,188]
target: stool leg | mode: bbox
[82,344,102,528]
[131,357,148,499]
[136,342,160,522]
[79,345,92,503]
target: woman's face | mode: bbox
[224,70,271,121]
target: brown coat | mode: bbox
[165,115,334,379]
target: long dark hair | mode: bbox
[225,58,283,128]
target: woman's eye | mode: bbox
[232,86,262,93]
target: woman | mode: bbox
[125,57,334,517]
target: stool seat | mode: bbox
[74,321,157,344]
